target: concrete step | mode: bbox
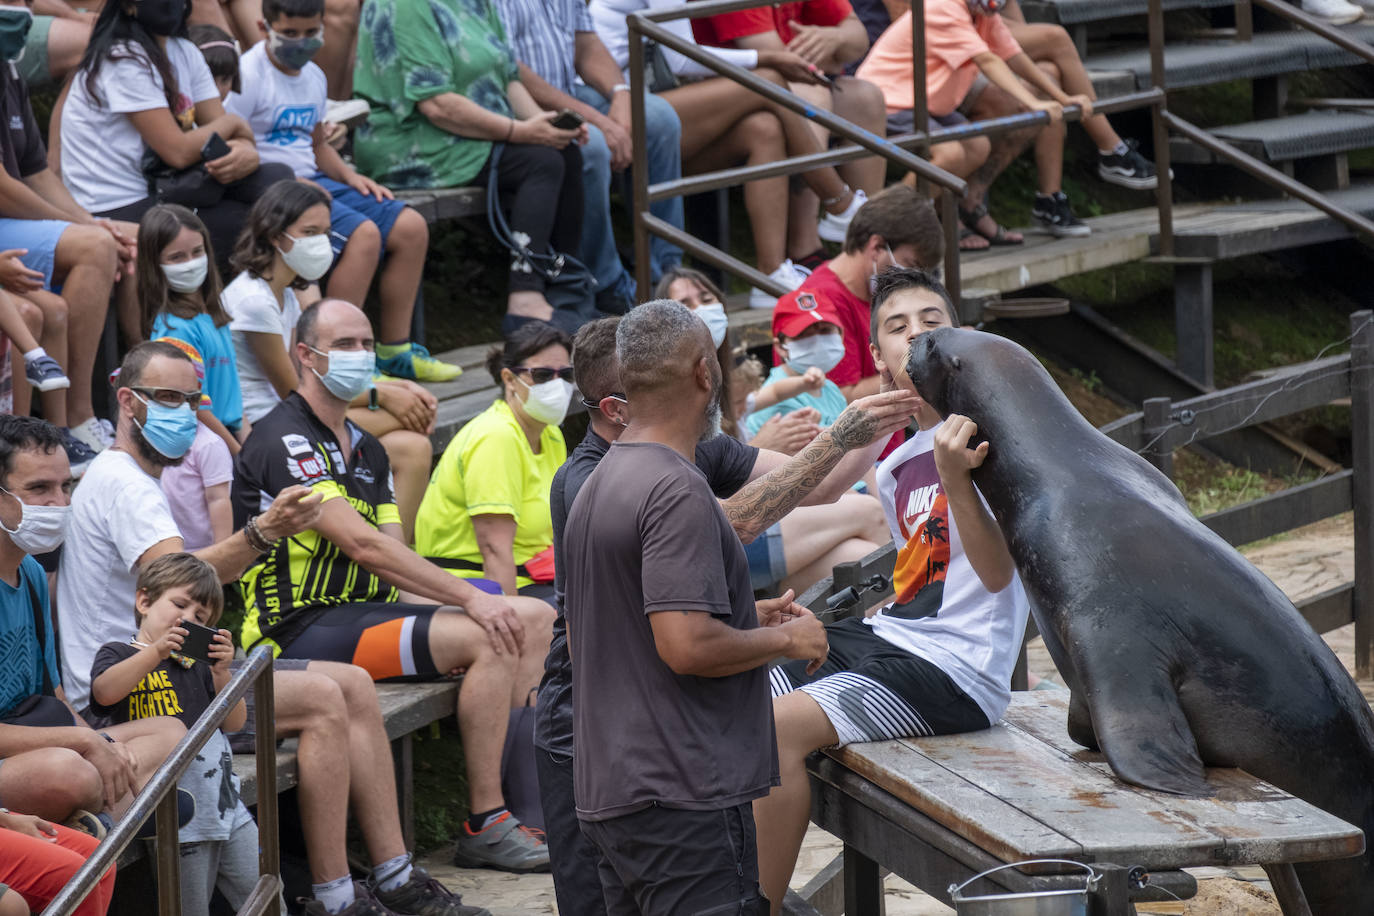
[1022,0,1232,27]
[1170,109,1374,164]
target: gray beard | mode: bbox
[699,398,722,443]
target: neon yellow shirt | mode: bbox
[415,398,565,589]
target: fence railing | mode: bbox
[44,646,280,916]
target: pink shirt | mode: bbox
[160,423,234,551]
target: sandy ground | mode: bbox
[417,514,1359,915]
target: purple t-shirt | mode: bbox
[160,424,234,551]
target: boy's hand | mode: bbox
[208,628,235,669]
[1061,94,1093,118]
[153,625,188,659]
[0,248,43,293]
[801,365,826,393]
[346,172,394,202]
[322,121,348,150]
[1028,99,1064,123]
[934,414,989,479]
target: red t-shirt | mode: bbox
[693,0,853,47]
[771,262,874,388]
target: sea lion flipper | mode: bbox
[1089,681,1215,798]
[1066,690,1098,750]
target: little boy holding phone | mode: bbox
[87,554,283,916]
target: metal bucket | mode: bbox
[948,859,1100,916]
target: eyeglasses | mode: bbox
[512,366,574,384]
[580,392,627,411]
[132,386,202,408]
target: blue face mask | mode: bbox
[133,393,198,459]
[308,346,376,402]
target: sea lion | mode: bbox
[905,326,1374,914]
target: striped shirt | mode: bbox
[495,0,593,94]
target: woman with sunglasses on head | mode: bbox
[415,322,572,601]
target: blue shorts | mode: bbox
[742,521,786,591]
[0,218,68,288]
[312,174,408,261]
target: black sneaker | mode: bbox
[373,864,491,916]
[1032,192,1091,238]
[25,354,69,392]
[1098,139,1159,190]
[300,883,395,916]
[60,428,97,478]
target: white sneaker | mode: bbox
[69,416,114,454]
[1302,0,1362,23]
[818,188,868,244]
[325,98,372,128]
[748,260,810,310]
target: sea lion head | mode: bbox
[905,327,1063,422]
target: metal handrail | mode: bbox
[1250,0,1374,65]
[44,646,280,916]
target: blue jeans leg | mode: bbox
[576,122,633,303]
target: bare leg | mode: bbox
[324,220,382,313]
[1030,61,1066,195]
[785,81,832,259]
[375,209,427,344]
[509,596,555,706]
[317,0,360,98]
[755,691,839,914]
[963,85,1040,240]
[30,290,69,428]
[1009,21,1121,151]
[0,748,102,821]
[9,295,41,420]
[685,110,790,273]
[102,716,189,818]
[0,886,27,916]
[51,226,118,427]
[377,428,431,545]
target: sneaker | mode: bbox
[1031,192,1092,238]
[375,343,462,383]
[817,187,868,244]
[326,98,372,128]
[374,865,491,916]
[63,809,108,840]
[69,416,114,454]
[300,883,395,916]
[451,812,550,873]
[60,429,98,478]
[1302,0,1363,22]
[25,354,69,392]
[748,259,811,310]
[1098,139,1160,190]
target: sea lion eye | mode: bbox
[952,356,962,370]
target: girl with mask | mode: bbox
[140,204,245,454]
[745,297,850,439]
[227,180,437,540]
[414,322,572,601]
[54,0,296,267]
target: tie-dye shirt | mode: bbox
[352,0,518,189]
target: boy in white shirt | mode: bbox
[225,0,460,383]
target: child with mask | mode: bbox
[747,294,850,438]
[223,0,459,383]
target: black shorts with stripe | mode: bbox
[769,616,990,746]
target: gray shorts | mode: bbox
[224,657,311,754]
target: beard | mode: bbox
[699,376,722,443]
[131,420,186,469]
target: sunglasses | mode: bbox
[512,366,574,385]
[132,385,202,409]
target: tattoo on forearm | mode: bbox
[829,403,880,451]
[724,431,848,538]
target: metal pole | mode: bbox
[940,192,961,309]
[1349,310,1374,678]
[1147,0,1174,257]
[1251,0,1374,64]
[254,659,280,916]
[155,793,180,916]
[628,18,652,304]
[1142,397,1175,478]
[1236,0,1253,41]
[912,0,929,192]
[643,213,788,297]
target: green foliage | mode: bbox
[411,718,471,853]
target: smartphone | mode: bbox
[201,132,231,162]
[550,108,584,131]
[178,620,219,663]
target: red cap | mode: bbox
[773,291,844,340]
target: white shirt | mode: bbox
[589,0,758,80]
[57,450,182,709]
[225,42,326,179]
[60,39,220,213]
[868,427,1030,725]
[222,272,301,424]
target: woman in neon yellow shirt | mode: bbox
[415,323,572,598]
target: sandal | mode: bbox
[959,200,1023,246]
[959,228,991,251]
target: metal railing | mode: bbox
[44,646,280,916]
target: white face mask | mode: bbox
[278,233,334,281]
[518,377,574,427]
[784,332,846,376]
[0,485,69,554]
[162,255,208,293]
[694,303,729,349]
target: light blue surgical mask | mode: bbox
[308,346,376,402]
[133,393,198,459]
[784,332,846,376]
[694,303,729,349]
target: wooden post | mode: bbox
[1142,397,1174,479]
[1147,0,1174,257]
[254,661,281,916]
[1349,310,1374,678]
[843,843,885,916]
[628,16,651,304]
[155,792,181,916]
[1174,263,1214,388]
[395,734,415,849]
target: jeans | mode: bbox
[572,84,684,300]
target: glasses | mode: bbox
[512,366,574,385]
[132,386,202,408]
[580,392,627,411]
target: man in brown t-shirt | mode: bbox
[564,299,829,915]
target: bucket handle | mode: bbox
[948,859,1101,900]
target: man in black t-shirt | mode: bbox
[539,313,918,914]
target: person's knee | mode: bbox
[581,125,611,176]
[60,225,119,273]
[343,219,382,264]
[326,662,382,714]
[513,596,556,641]
[970,85,1021,120]
[1036,60,1061,87]
[840,77,887,124]
[382,429,432,467]
[968,136,992,166]
[1044,23,1078,59]
[0,884,30,916]
[10,747,104,813]
[738,110,785,151]
[386,207,428,253]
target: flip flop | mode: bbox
[959,200,1023,246]
[959,228,991,251]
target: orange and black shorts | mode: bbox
[280,602,442,681]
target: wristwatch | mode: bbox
[368,386,379,411]
[611,83,631,95]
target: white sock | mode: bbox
[373,852,413,893]
[312,875,355,914]
[1101,141,1129,157]
[22,347,45,363]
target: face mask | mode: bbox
[135,0,187,36]
[517,376,574,427]
[133,393,198,459]
[694,304,729,350]
[308,347,376,402]
[868,244,899,297]
[0,485,69,554]
[278,233,334,281]
[267,26,324,71]
[161,255,208,293]
[784,332,846,376]
[0,8,33,62]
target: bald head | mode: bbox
[616,299,715,398]
[297,298,371,354]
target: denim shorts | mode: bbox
[312,174,408,260]
[742,521,786,591]
[0,218,68,288]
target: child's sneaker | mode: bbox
[1098,140,1160,190]
[69,416,114,454]
[451,812,550,873]
[60,429,97,478]
[373,865,491,916]
[300,883,394,916]
[376,343,462,383]
[25,354,69,392]
[1032,192,1092,238]
[818,187,868,244]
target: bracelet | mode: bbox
[504,118,515,142]
[820,183,852,208]
[244,514,277,554]
[611,83,631,94]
